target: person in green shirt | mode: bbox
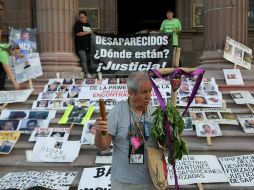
[0,43,21,90]
[160,9,182,47]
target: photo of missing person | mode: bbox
[231,93,243,99]
[196,122,222,137]
[205,112,220,120]
[0,120,20,131]
[8,111,27,120]
[28,111,49,120]
[195,96,207,105]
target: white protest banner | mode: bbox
[168,155,228,185]
[0,171,41,189]
[29,128,70,142]
[223,69,244,85]
[30,138,81,162]
[14,53,43,83]
[237,115,254,133]
[230,91,254,104]
[36,170,78,190]
[0,109,56,120]
[0,170,77,190]
[78,165,111,190]
[219,154,254,186]
[223,36,252,70]
[0,89,32,104]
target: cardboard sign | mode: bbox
[78,166,111,190]
[219,154,254,186]
[168,155,228,185]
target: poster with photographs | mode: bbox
[168,155,228,185]
[9,27,37,54]
[30,138,81,162]
[0,89,32,104]
[14,53,43,83]
[32,78,86,110]
[0,170,78,190]
[80,120,96,144]
[195,121,222,137]
[0,131,20,154]
[223,69,244,85]
[78,166,111,190]
[0,110,56,120]
[237,115,254,133]
[18,119,50,134]
[183,117,193,130]
[230,91,254,104]
[58,105,95,125]
[178,77,222,108]
[29,127,70,141]
[219,154,254,186]
[189,108,238,125]
[95,145,113,164]
[223,36,252,70]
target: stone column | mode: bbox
[199,0,248,69]
[36,0,81,76]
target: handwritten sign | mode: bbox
[168,155,228,185]
[30,138,81,162]
[219,154,254,186]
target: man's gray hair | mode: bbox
[127,71,150,93]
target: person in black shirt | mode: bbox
[74,11,93,78]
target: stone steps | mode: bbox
[1,69,254,189]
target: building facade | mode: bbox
[0,0,253,70]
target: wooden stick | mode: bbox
[246,104,254,113]
[28,79,33,89]
[233,64,237,70]
[99,99,108,136]
[207,135,212,146]
[222,100,227,109]
[171,47,180,107]
[68,123,74,133]
[0,103,8,112]
[197,183,204,190]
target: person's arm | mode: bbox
[173,19,182,33]
[2,63,20,89]
[76,31,92,37]
[95,117,112,151]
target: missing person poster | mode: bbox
[168,155,228,185]
[14,53,43,83]
[189,108,238,125]
[0,131,20,154]
[223,36,252,70]
[0,110,56,120]
[223,69,244,85]
[29,128,70,142]
[0,89,32,104]
[237,115,254,133]
[219,154,254,186]
[230,91,254,104]
[78,166,111,190]
[90,33,173,74]
[58,105,95,125]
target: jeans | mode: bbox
[78,50,90,75]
